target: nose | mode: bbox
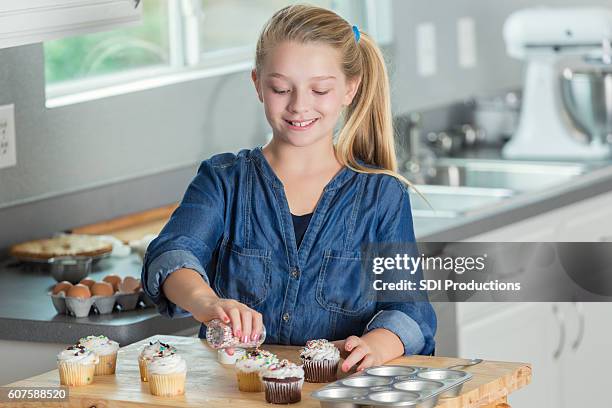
[287,89,310,114]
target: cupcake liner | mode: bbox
[262,378,303,404]
[138,357,149,382]
[93,295,116,314]
[58,362,95,386]
[94,352,117,375]
[116,292,139,311]
[49,293,67,314]
[302,359,339,383]
[148,372,186,397]
[236,371,264,392]
[65,296,95,317]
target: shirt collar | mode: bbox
[249,146,357,191]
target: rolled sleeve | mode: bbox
[144,249,209,318]
[364,309,425,356]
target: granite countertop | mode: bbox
[0,254,199,345]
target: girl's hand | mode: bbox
[332,335,384,372]
[194,296,264,344]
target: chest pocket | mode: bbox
[316,249,376,316]
[214,241,271,308]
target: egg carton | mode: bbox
[49,290,155,317]
[311,365,472,408]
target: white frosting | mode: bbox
[57,345,99,365]
[147,353,187,375]
[217,348,245,365]
[78,335,119,356]
[235,350,278,373]
[139,340,176,361]
[260,360,304,379]
[300,339,340,361]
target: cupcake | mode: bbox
[217,348,246,365]
[78,335,120,375]
[57,344,99,386]
[259,359,304,404]
[300,339,340,382]
[235,349,279,392]
[148,353,187,397]
[138,340,177,382]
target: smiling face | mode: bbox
[252,41,360,148]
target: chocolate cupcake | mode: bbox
[259,359,304,404]
[300,339,340,383]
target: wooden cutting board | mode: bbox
[6,335,530,408]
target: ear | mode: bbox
[251,69,263,103]
[343,76,361,106]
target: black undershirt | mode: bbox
[291,212,313,248]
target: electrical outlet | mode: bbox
[416,23,437,77]
[0,104,17,170]
[457,17,477,68]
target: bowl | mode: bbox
[560,62,612,147]
[49,256,92,283]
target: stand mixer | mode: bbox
[502,7,612,160]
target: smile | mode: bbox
[284,118,318,129]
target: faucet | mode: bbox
[402,113,436,184]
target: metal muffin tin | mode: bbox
[311,365,472,408]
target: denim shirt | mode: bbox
[142,147,436,355]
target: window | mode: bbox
[44,0,388,107]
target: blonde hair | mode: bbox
[255,4,413,187]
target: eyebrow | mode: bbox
[268,73,336,80]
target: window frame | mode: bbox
[45,0,392,108]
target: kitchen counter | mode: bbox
[6,335,531,408]
[0,254,199,345]
[412,156,612,241]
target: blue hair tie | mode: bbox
[352,25,360,43]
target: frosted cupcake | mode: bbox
[300,339,340,382]
[260,359,304,404]
[138,340,177,382]
[235,349,279,392]
[78,335,120,375]
[148,353,187,397]
[57,344,99,386]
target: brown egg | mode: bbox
[103,275,122,292]
[66,284,91,299]
[79,278,96,288]
[118,276,141,293]
[52,281,73,295]
[91,281,114,297]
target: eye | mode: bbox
[272,88,289,94]
[313,90,330,95]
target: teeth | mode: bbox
[289,119,316,127]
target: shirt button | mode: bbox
[282,313,290,322]
[290,268,300,279]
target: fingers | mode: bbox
[356,354,376,372]
[252,311,264,342]
[226,347,235,356]
[228,307,242,338]
[344,336,361,353]
[342,344,368,372]
[241,310,253,343]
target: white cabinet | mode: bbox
[458,303,563,408]
[0,0,142,50]
[455,191,612,408]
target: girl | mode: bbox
[143,4,436,372]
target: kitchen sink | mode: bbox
[408,185,514,218]
[424,159,587,192]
